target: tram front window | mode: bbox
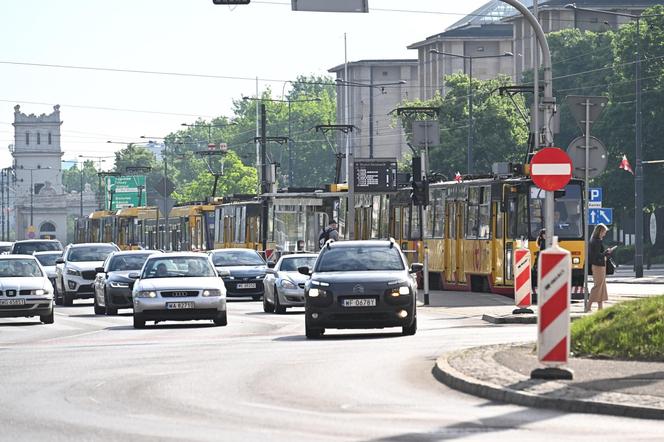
[529,184,583,240]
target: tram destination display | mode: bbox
[353,158,398,193]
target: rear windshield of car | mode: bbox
[35,253,62,267]
[316,247,404,272]
[12,241,62,255]
[0,259,43,277]
[142,256,216,279]
[212,250,265,266]
[67,246,117,262]
[0,245,12,253]
[108,254,152,271]
[279,256,317,272]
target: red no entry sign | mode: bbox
[530,148,573,191]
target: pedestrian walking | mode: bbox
[533,229,546,288]
[587,223,615,312]
[318,220,339,249]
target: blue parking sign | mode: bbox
[589,188,602,203]
[589,208,613,225]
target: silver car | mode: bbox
[0,255,55,324]
[33,250,62,290]
[131,253,228,329]
[263,254,317,314]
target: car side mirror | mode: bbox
[128,272,140,279]
[95,267,105,273]
[216,269,231,277]
[265,268,276,274]
[267,261,276,268]
[410,263,423,273]
[55,258,65,264]
[298,266,311,276]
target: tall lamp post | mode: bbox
[429,49,514,174]
[564,4,663,278]
[19,166,52,235]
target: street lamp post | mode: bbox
[429,49,514,174]
[564,4,663,279]
[19,166,52,236]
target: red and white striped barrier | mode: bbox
[537,238,571,366]
[513,246,532,308]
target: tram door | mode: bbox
[504,187,528,285]
[444,200,454,283]
[455,201,466,284]
[492,200,505,287]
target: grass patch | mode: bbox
[571,295,664,361]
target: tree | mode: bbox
[62,160,99,194]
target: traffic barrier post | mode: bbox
[512,243,534,314]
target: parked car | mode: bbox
[0,241,13,254]
[209,248,267,300]
[263,253,318,313]
[93,250,160,315]
[10,239,63,255]
[0,255,54,324]
[131,252,227,328]
[33,250,63,290]
[55,243,119,306]
[300,240,421,338]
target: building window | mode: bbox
[25,132,30,145]
[39,221,57,240]
[37,133,41,144]
[48,133,52,144]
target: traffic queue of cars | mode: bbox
[0,238,420,337]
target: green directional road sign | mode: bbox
[105,176,146,210]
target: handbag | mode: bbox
[606,256,617,275]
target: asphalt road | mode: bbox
[1,299,662,441]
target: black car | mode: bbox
[209,248,267,300]
[300,240,421,338]
[93,250,159,315]
[11,239,63,255]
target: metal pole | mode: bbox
[369,67,374,158]
[288,99,293,187]
[79,168,83,217]
[468,57,473,175]
[30,170,33,228]
[344,32,355,240]
[1,170,4,241]
[422,132,430,305]
[635,17,644,278]
[163,145,169,251]
[533,0,540,151]
[260,104,269,252]
[583,98,591,310]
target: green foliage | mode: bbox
[399,74,529,178]
[571,295,664,361]
[62,160,99,194]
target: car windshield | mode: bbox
[142,256,215,279]
[279,256,317,272]
[0,245,12,253]
[13,241,62,255]
[316,247,404,272]
[0,259,43,277]
[212,250,265,266]
[35,253,62,267]
[108,254,152,271]
[67,246,117,262]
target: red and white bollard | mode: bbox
[513,244,534,314]
[531,236,573,380]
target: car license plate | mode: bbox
[0,298,26,306]
[237,283,256,289]
[166,302,194,310]
[342,298,376,307]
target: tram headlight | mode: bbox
[572,257,581,265]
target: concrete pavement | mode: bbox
[421,289,664,420]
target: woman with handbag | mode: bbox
[587,223,615,312]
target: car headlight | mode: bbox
[110,281,130,288]
[66,268,81,276]
[136,290,157,298]
[225,276,235,280]
[391,286,410,297]
[33,289,49,296]
[308,288,320,297]
[280,279,297,289]
[202,289,222,297]
[255,275,265,280]
[310,280,329,287]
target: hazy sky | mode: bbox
[0,0,489,169]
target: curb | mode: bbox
[432,346,664,420]
[481,313,587,324]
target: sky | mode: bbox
[0,0,489,170]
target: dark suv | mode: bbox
[10,239,63,255]
[209,248,267,300]
[300,240,421,338]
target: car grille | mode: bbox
[161,290,199,298]
[331,313,390,321]
[81,270,97,280]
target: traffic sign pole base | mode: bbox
[512,307,534,315]
[423,292,429,305]
[530,367,574,380]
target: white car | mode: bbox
[0,255,55,324]
[55,243,119,306]
[33,250,63,289]
[263,253,318,313]
[131,252,228,329]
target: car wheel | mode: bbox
[40,310,54,324]
[263,293,275,313]
[63,292,74,307]
[274,286,286,314]
[213,310,228,326]
[402,317,417,336]
[133,313,146,329]
[93,296,104,315]
[305,315,323,339]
